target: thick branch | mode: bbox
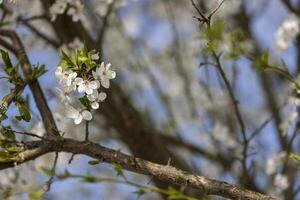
[0,138,277,200]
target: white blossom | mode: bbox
[91,52,100,60]
[50,0,68,21]
[55,66,77,90]
[56,87,72,103]
[60,38,84,54]
[212,122,238,149]
[274,174,289,190]
[92,62,116,88]
[66,104,92,124]
[265,152,286,175]
[66,0,84,22]
[87,90,107,109]
[50,0,83,22]
[74,77,100,94]
[275,14,300,51]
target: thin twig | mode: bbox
[248,117,273,141]
[208,0,226,19]
[96,0,116,56]
[45,152,59,192]
[68,153,75,164]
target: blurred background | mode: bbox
[0,0,300,199]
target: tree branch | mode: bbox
[0,30,58,139]
[0,137,277,200]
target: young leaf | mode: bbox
[88,159,100,165]
[0,49,13,69]
[0,126,15,140]
[61,50,75,67]
[40,167,54,177]
[113,163,123,176]
[16,103,31,122]
[133,189,146,199]
[82,175,98,183]
[29,190,44,200]
[290,153,300,167]
[255,49,269,70]
[32,64,47,79]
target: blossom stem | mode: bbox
[85,120,89,141]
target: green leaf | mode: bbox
[133,189,146,198]
[0,112,8,121]
[51,128,62,138]
[290,153,300,167]
[29,190,44,200]
[0,49,13,69]
[57,170,70,180]
[40,167,54,177]
[112,163,123,176]
[82,175,98,183]
[79,96,91,109]
[207,21,224,42]
[16,103,31,122]
[88,159,100,165]
[61,50,76,68]
[32,64,47,79]
[255,49,269,70]
[0,126,15,140]
[167,187,184,199]
[5,146,23,153]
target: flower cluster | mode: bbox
[55,47,116,124]
[50,0,84,22]
[275,14,300,52]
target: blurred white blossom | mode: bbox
[50,0,84,22]
[274,174,289,190]
[212,122,238,149]
[50,0,68,21]
[265,152,286,175]
[275,14,300,52]
[67,0,84,22]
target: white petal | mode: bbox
[98,92,107,101]
[66,77,72,86]
[92,70,98,79]
[66,105,79,119]
[91,102,99,110]
[74,77,83,85]
[105,63,111,70]
[74,114,83,124]
[100,62,105,69]
[82,110,92,120]
[55,67,63,77]
[107,71,116,79]
[101,78,110,88]
[70,72,77,79]
[85,87,93,95]
[89,80,100,89]
[87,94,96,102]
[91,53,99,60]
[77,84,85,93]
